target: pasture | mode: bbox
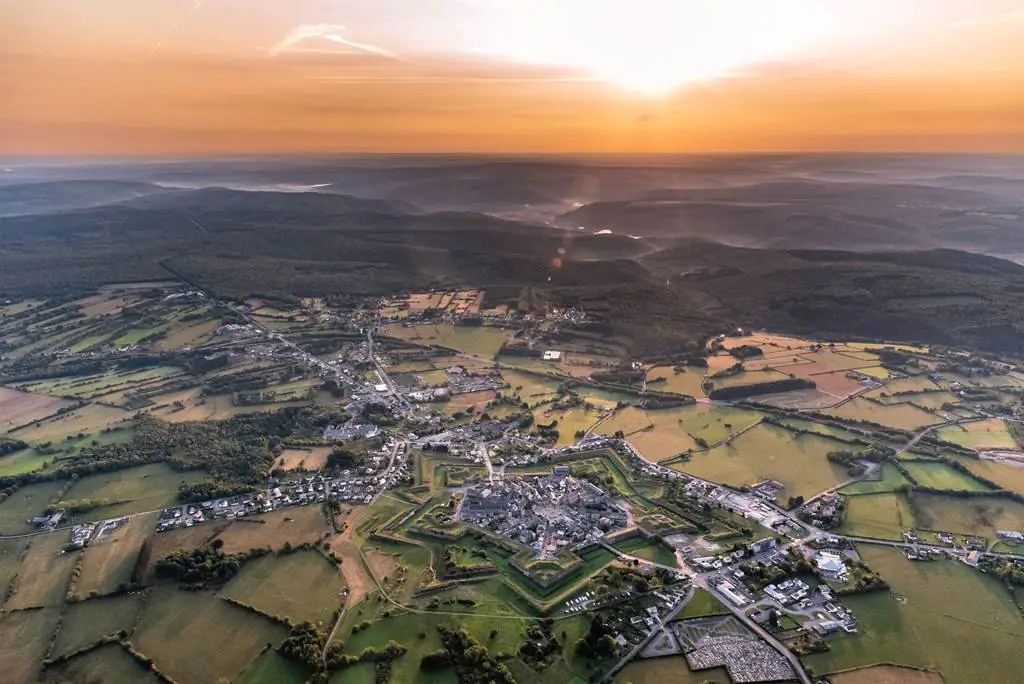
[805,546,1024,684]
[73,514,155,597]
[220,550,344,625]
[213,506,333,554]
[597,404,763,462]
[829,666,942,684]
[0,387,73,432]
[62,463,208,522]
[5,533,80,609]
[0,480,69,534]
[11,403,132,445]
[0,606,61,684]
[840,464,909,495]
[949,454,1024,496]
[937,418,1017,450]
[899,460,992,491]
[51,593,144,657]
[42,644,161,684]
[132,587,288,684]
[910,492,1024,539]
[236,648,310,684]
[0,447,55,476]
[382,323,512,358]
[277,446,333,470]
[645,365,706,397]
[824,398,938,431]
[673,424,849,499]
[837,493,914,540]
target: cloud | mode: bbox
[147,0,209,59]
[270,24,397,58]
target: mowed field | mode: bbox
[838,493,915,540]
[220,550,344,625]
[937,418,1018,450]
[133,587,288,684]
[672,424,850,499]
[803,546,1024,684]
[910,492,1024,539]
[0,387,73,431]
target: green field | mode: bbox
[678,588,728,618]
[0,448,56,476]
[899,460,993,492]
[51,593,144,657]
[42,643,162,684]
[220,550,345,625]
[948,454,1024,496]
[59,463,207,522]
[0,480,69,534]
[6,533,80,609]
[235,648,311,684]
[645,365,706,397]
[132,586,288,684]
[672,423,850,499]
[0,607,62,684]
[838,493,915,540]
[0,537,30,598]
[937,419,1018,450]
[613,536,678,567]
[910,492,1024,539]
[825,398,939,431]
[803,546,1024,684]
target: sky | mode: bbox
[2,0,1024,155]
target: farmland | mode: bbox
[381,322,512,358]
[838,493,915,540]
[909,492,1024,539]
[0,607,62,684]
[132,587,289,684]
[937,418,1018,450]
[0,388,74,432]
[898,460,993,492]
[220,550,345,625]
[824,398,939,431]
[51,593,144,657]
[803,546,1024,684]
[672,423,850,499]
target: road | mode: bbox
[699,575,813,684]
[366,327,411,410]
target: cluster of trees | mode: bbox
[835,559,889,595]
[518,620,560,667]
[326,447,366,470]
[739,550,815,590]
[278,621,326,669]
[177,480,253,503]
[421,626,515,684]
[708,378,815,401]
[729,345,764,359]
[0,439,28,457]
[574,615,617,660]
[153,542,268,585]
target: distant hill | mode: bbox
[0,180,174,217]
[4,184,1024,356]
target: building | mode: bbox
[747,537,777,555]
[715,580,751,607]
[542,350,562,361]
[997,530,1024,543]
[815,551,848,581]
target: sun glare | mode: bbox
[473,0,839,94]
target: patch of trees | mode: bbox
[326,447,366,470]
[707,378,815,401]
[729,345,764,359]
[739,549,815,590]
[177,480,254,503]
[153,544,269,586]
[0,439,28,457]
[518,619,560,668]
[591,368,644,385]
[361,402,397,427]
[835,559,889,595]
[278,621,327,669]
[574,614,617,660]
[421,626,515,684]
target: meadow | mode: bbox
[382,323,512,358]
[678,588,728,618]
[0,607,62,684]
[909,492,1024,539]
[673,423,850,499]
[236,648,310,684]
[277,446,333,470]
[11,403,133,445]
[73,513,156,597]
[220,550,345,625]
[0,387,73,432]
[837,493,914,540]
[61,463,207,522]
[41,644,161,684]
[613,536,678,567]
[0,480,69,534]
[824,399,939,431]
[840,464,909,495]
[828,665,943,684]
[898,460,992,492]
[948,454,1024,496]
[936,418,1017,450]
[51,593,144,657]
[132,586,289,684]
[5,533,80,609]
[645,365,706,397]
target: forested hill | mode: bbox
[4,187,1024,356]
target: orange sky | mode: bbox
[2,0,1024,155]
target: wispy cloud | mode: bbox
[270,24,397,59]
[147,0,208,59]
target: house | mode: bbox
[815,551,848,581]
[542,350,563,361]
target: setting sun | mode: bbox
[471,0,840,93]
